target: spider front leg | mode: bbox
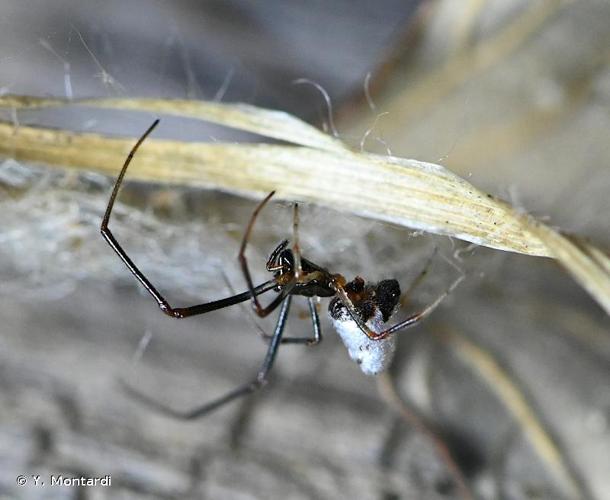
[101,120,276,319]
[238,191,297,317]
[291,203,304,279]
[120,295,293,419]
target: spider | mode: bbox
[101,120,463,419]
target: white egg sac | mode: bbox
[330,308,397,375]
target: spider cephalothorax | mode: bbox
[266,240,339,298]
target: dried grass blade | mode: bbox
[0,95,347,153]
[442,329,588,500]
[1,107,609,316]
[523,219,610,315]
[0,121,548,256]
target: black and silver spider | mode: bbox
[101,120,463,419]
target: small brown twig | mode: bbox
[377,371,475,500]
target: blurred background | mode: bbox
[0,1,609,499]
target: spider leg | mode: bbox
[336,274,465,341]
[291,203,303,279]
[258,296,323,345]
[255,203,320,345]
[238,191,296,317]
[101,120,277,318]
[119,295,292,419]
[401,247,438,306]
[222,272,320,346]
[274,297,322,345]
[281,207,323,344]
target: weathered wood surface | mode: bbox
[1,237,608,499]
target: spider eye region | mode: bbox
[276,249,294,271]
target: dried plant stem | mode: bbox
[449,0,488,53]
[523,222,610,315]
[438,328,589,500]
[0,95,347,153]
[381,0,563,130]
[0,120,549,256]
[1,94,609,317]
[377,372,474,500]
